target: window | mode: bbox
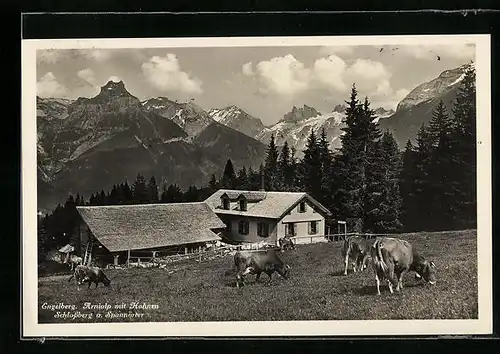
[222,197,230,210]
[285,223,296,237]
[298,201,307,213]
[238,220,249,235]
[309,221,318,235]
[239,199,247,211]
[225,220,232,232]
[257,222,269,237]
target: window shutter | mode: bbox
[308,222,312,235]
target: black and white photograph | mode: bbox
[21,35,492,337]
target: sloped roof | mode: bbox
[58,244,75,253]
[76,202,225,252]
[221,191,267,202]
[204,189,332,219]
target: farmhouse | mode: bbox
[75,202,226,266]
[204,189,332,245]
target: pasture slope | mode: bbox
[38,230,478,323]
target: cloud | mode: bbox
[253,54,311,96]
[37,49,113,64]
[319,46,355,56]
[343,58,393,95]
[396,44,475,61]
[77,68,97,86]
[77,49,112,62]
[312,54,348,92]
[242,62,254,76]
[141,54,203,95]
[249,52,396,99]
[37,49,65,64]
[374,88,411,110]
[36,72,69,98]
[107,75,121,83]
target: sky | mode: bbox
[36,44,475,126]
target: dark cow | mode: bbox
[341,235,374,275]
[234,249,291,287]
[278,236,296,252]
[68,265,111,290]
[370,237,437,295]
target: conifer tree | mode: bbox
[120,181,133,204]
[318,128,333,206]
[427,101,456,229]
[413,124,434,230]
[452,66,477,228]
[208,173,218,192]
[400,139,418,231]
[99,190,107,205]
[333,86,382,228]
[132,173,148,203]
[237,166,249,190]
[247,166,261,190]
[160,184,184,203]
[220,159,237,189]
[300,129,322,200]
[184,185,200,202]
[264,135,280,190]
[147,176,159,202]
[278,141,291,191]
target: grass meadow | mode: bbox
[38,230,478,323]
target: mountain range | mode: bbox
[37,81,267,212]
[36,62,473,212]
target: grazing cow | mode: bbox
[341,235,374,275]
[370,237,437,295]
[278,236,296,252]
[64,253,83,271]
[68,265,111,290]
[234,249,291,288]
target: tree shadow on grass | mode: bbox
[353,285,379,296]
[328,270,348,277]
[354,282,424,296]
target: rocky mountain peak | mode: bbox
[333,104,346,114]
[396,62,473,112]
[374,107,395,118]
[283,104,321,122]
[92,80,139,103]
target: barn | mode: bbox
[204,189,332,245]
[75,202,226,267]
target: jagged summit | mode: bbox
[208,105,265,138]
[333,104,346,114]
[283,105,321,123]
[91,80,139,103]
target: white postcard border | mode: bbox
[21,34,492,337]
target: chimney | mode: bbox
[259,170,265,191]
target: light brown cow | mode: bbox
[371,237,437,295]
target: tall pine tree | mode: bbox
[220,159,237,189]
[147,176,159,202]
[427,100,456,229]
[264,135,280,191]
[452,65,477,228]
[413,123,434,230]
[300,129,322,200]
[400,139,418,231]
[278,141,292,191]
[132,173,148,203]
[236,166,249,190]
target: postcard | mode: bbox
[21,34,492,337]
